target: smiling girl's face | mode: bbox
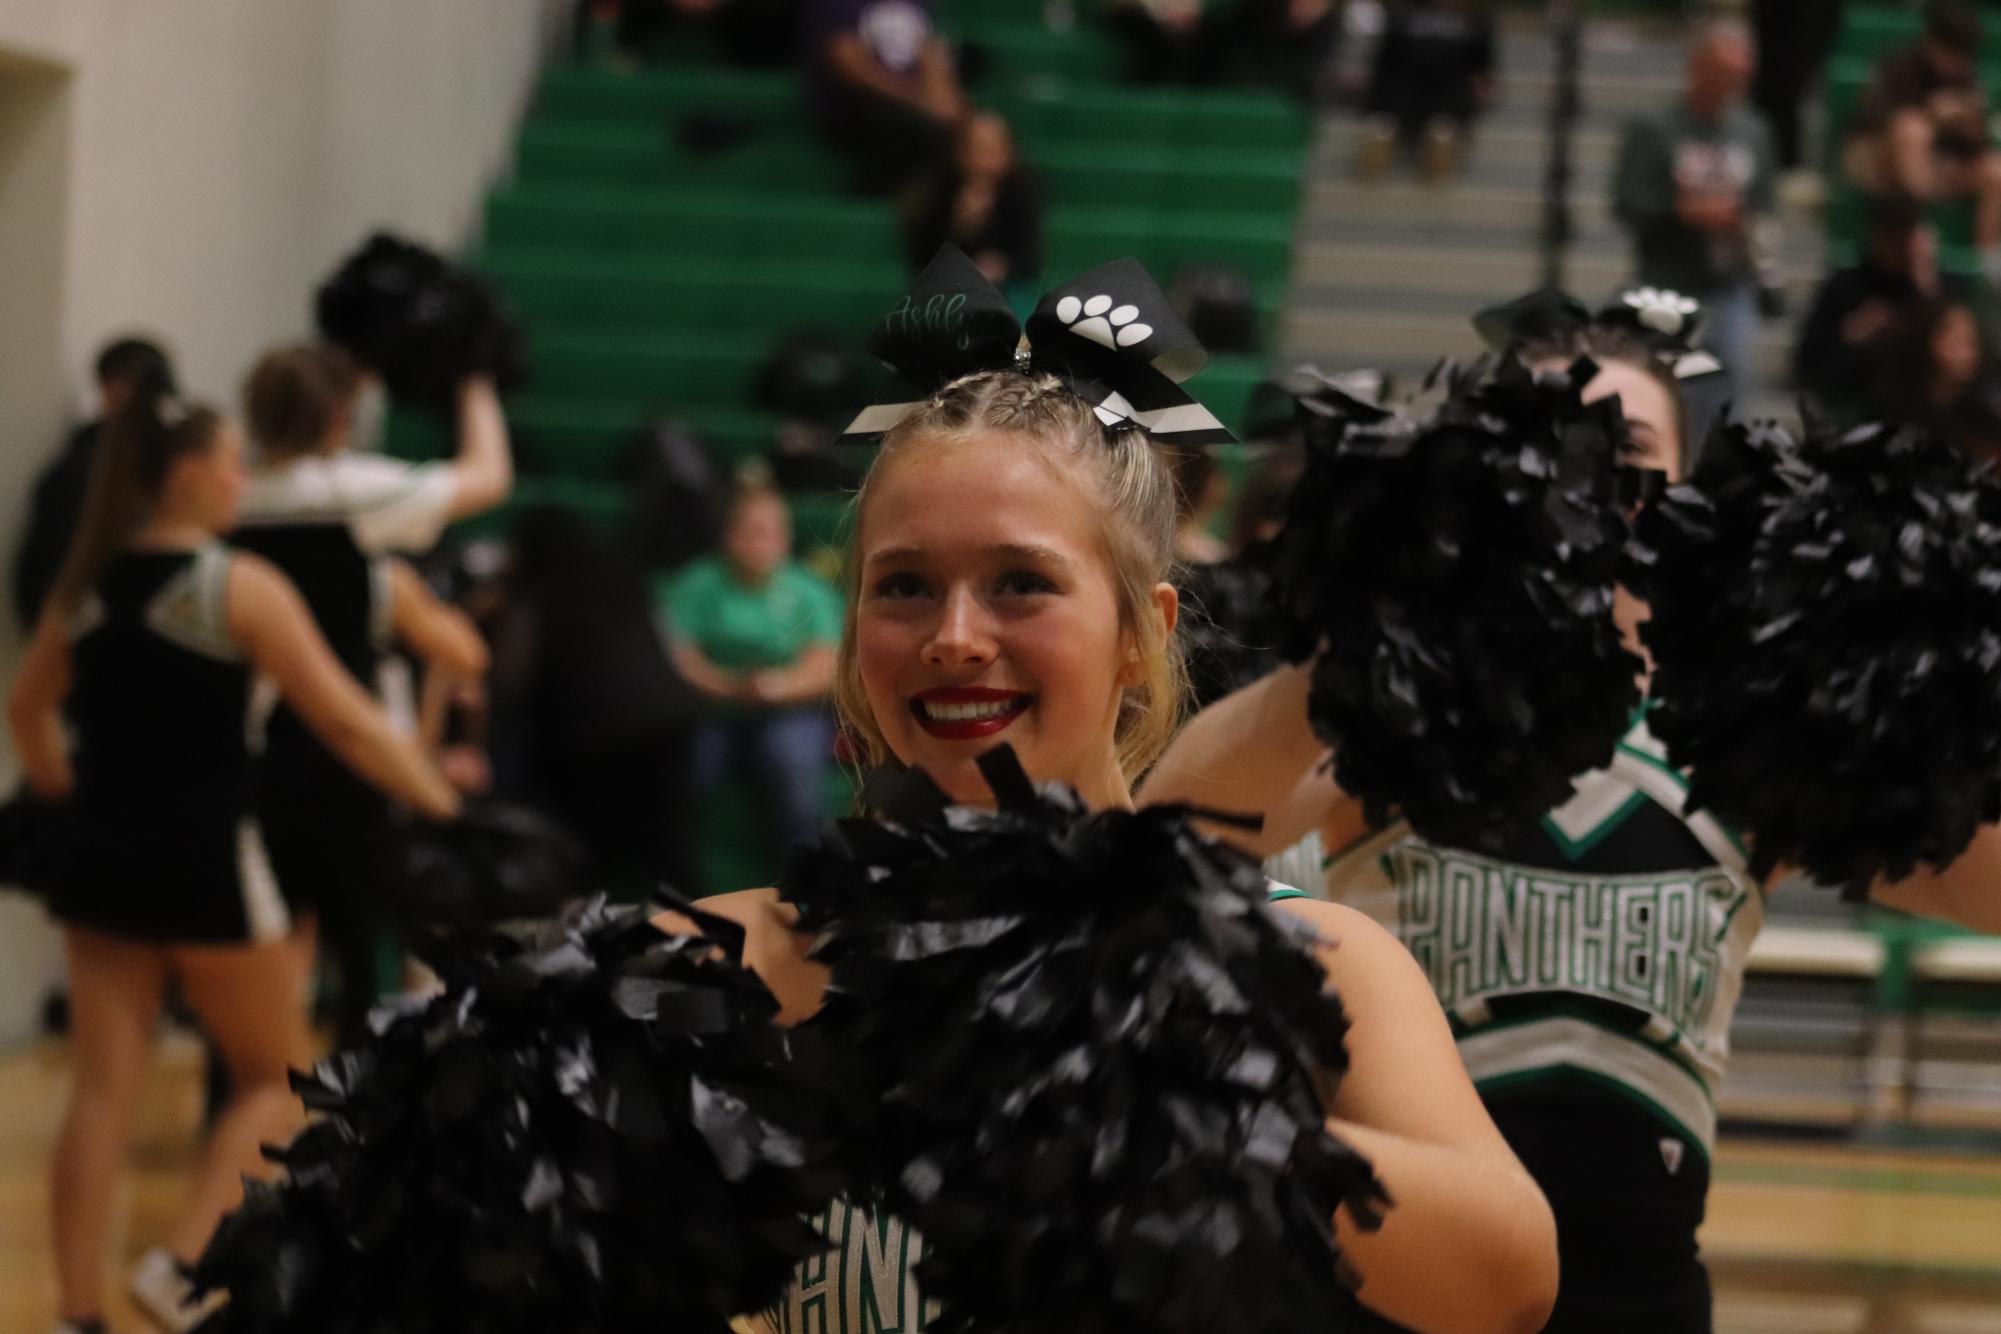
[853,431,1162,810]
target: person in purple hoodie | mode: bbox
[807,0,966,194]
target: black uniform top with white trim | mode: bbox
[232,451,455,808]
[61,545,290,944]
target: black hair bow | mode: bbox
[1473,285,1724,384]
[841,245,1236,446]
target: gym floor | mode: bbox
[1,1036,1998,1333]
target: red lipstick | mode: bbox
[910,686,1033,741]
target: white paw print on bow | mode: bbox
[1056,294,1153,351]
[1622,287,1700,338]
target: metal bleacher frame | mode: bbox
[1904,936,2001,1121]
[1735,903,1892,1126]
[1733,886,2001,1134]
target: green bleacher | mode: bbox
[385,12,1310,889]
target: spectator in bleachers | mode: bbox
[661,480,842,852]
[1111,0,1340,98]
[1224,0,1341,102]
[575,0,803,68]
[1877,295,2001,458]
[807,0,965,196]
[1795,192,1959,413]
[1171,442,1300,711]
[905,112,1046,288]
[1229,439,1305,551]
[488,507,707,900]
[1356,0,1497,182]
[1106,0,1220,84]
[1749,0,1844,171]
[1613,18,1778,405]
[1842,1,2001,252]
[1160,441,1231,565]
[14,338,176,635]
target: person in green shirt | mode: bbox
[661,482,844,849]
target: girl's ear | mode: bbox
[1120,581,1179,688]
[1154,580,1180,638]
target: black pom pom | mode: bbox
[1632,419,2001,890]
[315,232,530,412]
[396,799,591,929]
[1262,360,1642,849]
[189,896,846,1334]
[783,745,1389,1334]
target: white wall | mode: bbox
[0,49,78,1044]
[0,0,565,1044]
[0,0,564,413]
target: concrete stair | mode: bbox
[1281,17,1822,424]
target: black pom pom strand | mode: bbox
[782,746,1391,1334]
[189,896,846,1334]
[1262,359,1643,850]
[316,232,530,413]
[1633,418,2001,891]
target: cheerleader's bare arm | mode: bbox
[1280,898,1559,1334]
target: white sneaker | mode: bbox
[128,1247,223,1333]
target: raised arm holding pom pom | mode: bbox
[1143,292,2001,1333]
[445,374,513,520]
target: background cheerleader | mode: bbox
[8,389,460,1334]
[232,346,506,1044]
[1140,312,2001,1331]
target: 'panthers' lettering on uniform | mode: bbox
[1317,713,1761,1155]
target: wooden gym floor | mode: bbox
[2,1036,1999,1333]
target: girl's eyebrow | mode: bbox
[865,543,1075,570]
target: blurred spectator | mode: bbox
[1175,264,1264,354]
[1357,0,1498,182]
[807,0,964,195]
[1226,0,1341,102]
[488,507,707,900]
[1842,1,2001,251]
[1877,296,2001,458]
[661,482,842,852]
[905,112,1046,287]
[13,337,175,633]
[622,417,728,572]
[1109,0,1339,96]
[1795,192,1969,412]
[1750,0,1844,170]
[1159,442,1230,564]
[575,0,803,67]
[1107,0,1221,84]
[1228,438,1307,552]
[1613,19,1777,403]
[1172,444,1304,709]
